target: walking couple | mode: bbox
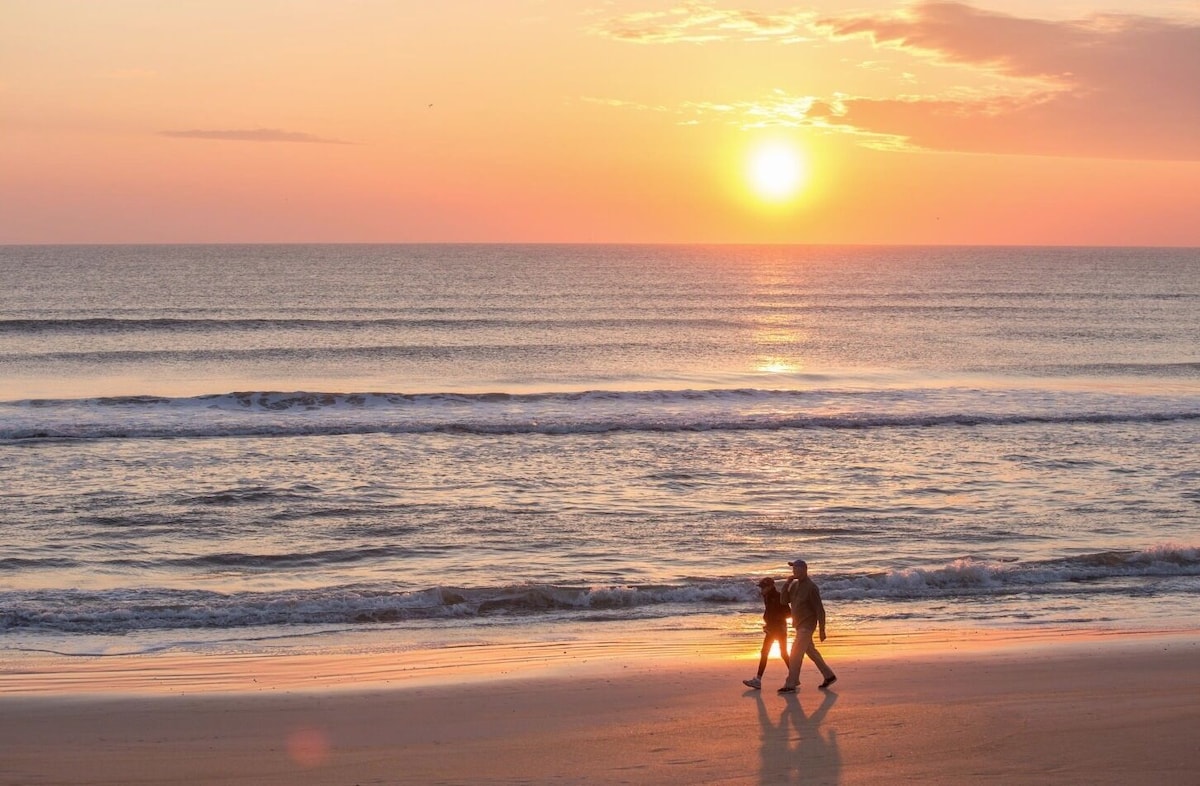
[744,558,837,693]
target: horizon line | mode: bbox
[3,241,1199,250]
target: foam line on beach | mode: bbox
[4,546,1196,636]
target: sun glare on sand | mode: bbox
[747,141,809,203]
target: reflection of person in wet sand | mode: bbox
[754,689,840,783]
[742,577,791,690]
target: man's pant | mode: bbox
[784,625,833,688]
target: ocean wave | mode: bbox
[0,315,743,334]
[822,546,1200,599]
[19,388,817,410]
[1019,362,1200,378]
[3,546,1196,634]
[2,387,1198,441]
[1,344,637,364]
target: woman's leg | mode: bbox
[756,633,772,677]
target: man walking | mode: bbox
[778,558,837,693]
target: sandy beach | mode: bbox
[3,631,1197,785]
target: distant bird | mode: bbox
[428,103,433,108]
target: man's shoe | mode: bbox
[819,675,838,689]
[777,685,797,693]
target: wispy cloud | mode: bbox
[594,1,1200,161]
[594,2,812,44]
[584,92,836,131]
[813,1,1200,160]
[160,128,352,145]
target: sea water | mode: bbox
[1,244,1198,659]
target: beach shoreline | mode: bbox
[5,623,1193,695]
[4,629,1197,784]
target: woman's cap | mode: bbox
[757,577,775,588]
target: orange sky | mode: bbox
[3,1,1199,245]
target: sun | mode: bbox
[747,141,808,203]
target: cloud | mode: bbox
[594,1,1200,161]
[160,128,352,145]
[595,2,811,44]
[583,91,827,129]
[813,1,1200,160]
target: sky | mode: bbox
[3,0,1200,245]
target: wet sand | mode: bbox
[2,631,1198,785]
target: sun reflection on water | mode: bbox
[756,359,800,374]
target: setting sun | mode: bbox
[2,2,1198,245]
[747,142,809,203]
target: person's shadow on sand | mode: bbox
[752,688,840,784]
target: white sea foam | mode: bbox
[3,547,1196,636]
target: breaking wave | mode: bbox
[4,387,1198,441]
[3,546,1196,634]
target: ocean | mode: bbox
[2,244,1198,662]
